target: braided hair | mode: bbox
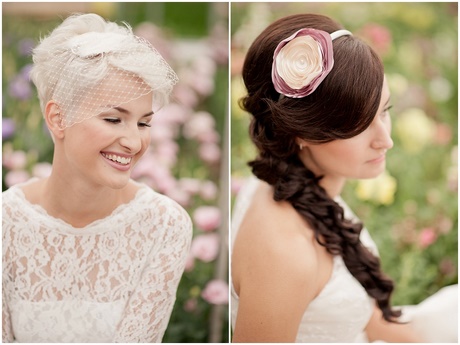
[241,13,400,322]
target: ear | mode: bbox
[44,101,65,140]
[295,137,309,150]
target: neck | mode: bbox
[42,168,124,228]
[317,175,346,199]
[297,153,346,198]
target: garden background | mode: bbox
[2,1,459,341]
[2,2,229,343]
[231,2,458,307]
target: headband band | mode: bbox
[272,28,353,99]
[330,29,353,41]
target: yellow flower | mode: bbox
[355,170,397,205]
[386,73,409,97]
[89,3,117,18]
[395,107,435,153]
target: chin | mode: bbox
[353,163,385,180]
[361,168,386,179]
[102,175,132,190]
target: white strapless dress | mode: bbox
[230,177,457,343]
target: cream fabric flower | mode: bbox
[272,28,334,98]
[275,35,323,89]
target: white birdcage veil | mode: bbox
[31,14,178,128]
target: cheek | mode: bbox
[326,141,369,170]
[325,142,360,161]
[386,117,392,135]
[140,131,151,151]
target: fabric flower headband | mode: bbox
[272,28,352,98]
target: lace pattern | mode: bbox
[2,181,192,342]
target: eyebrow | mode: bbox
[111,106,154,118]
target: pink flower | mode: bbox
[150,123,176,142]
[156,141,179,167]
[3,150,27,170]
[200,180,218,200]
[132,154,176,193]
[5,170,30,187]
[183,111,216,141]
[199,143,221,164]
[173,84,199,108]
[198,130,220,144]
[418,228,437,248]
[190,233,220,262]
[272,28,334,98]
[201,279,229,305]
[179,178,202,195]
[193,206,221,232]
[184,298,198,312]
[153,102,190,127]
[192,55,217,78]
[32,162,52,178]
[434,123,453,146]
[361,24,391,56]
[134,22,170,60]
[190,73,215,97]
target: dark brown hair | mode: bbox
[241,14,401,322]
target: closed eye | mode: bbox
[382,105,393,117]
[104,118,121,124]
[138,122,152,128]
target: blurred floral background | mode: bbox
[231,2,457,307]
[2,2,228,343]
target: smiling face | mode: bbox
[56,74,154,190]
[299,78,393,185]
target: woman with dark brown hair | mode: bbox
[231,13,457,343]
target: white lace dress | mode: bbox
[231,177,458,343]
[2,179,193,343]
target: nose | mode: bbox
[371,120,394,151]
[120,124,142,153]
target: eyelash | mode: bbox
[382,105,393,116]
[104,118,151,128]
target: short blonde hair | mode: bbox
[30,13,178,126]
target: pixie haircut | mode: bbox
[30,13,178,127]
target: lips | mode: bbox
[101,152,132,165]
[367,154,386,164]
[100,152,134,171]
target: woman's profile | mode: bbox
[2,13,192,342]
[230,13,457,343]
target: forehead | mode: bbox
[84,70,153,111]
[94,70,151,100]
[70,70,152,119]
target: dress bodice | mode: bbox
[231,177,376,343]
[2,179,192,343]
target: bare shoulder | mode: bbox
[232,180,319,300]
[231,181,321,342]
